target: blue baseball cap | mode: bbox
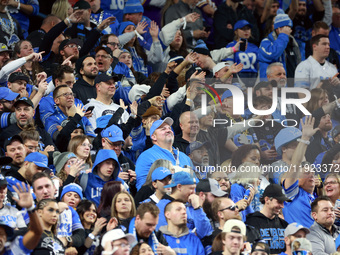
[234,20,252,31]
[0,87,19,101]
[101,124,124,143]
[150,117,174,137]
[152,167,172,182]
[274,127,302,155]
[24,152,49,169]
[164,171,195,188]
[221,90,232,101]
[60,183,83,200]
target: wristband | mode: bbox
[194,206,202,210]
[66,17,71,26]
[17,2,20,10]
[232,46,237,53]
[88,233,95,240]
[130,114,137,119]
[297,138,310,145]
[134,30,144,41]
[182,17,187,30]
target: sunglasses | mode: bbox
[219,205,238,212]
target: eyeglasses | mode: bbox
[95,54,112,59]
[65,44,81,50]
[107,42,120,47]
[81,143,93,149]
[215,177,229,182]
[219,205,238,211]
[57,92,75,98]
[324,180,339,186]
[112,242,130,248]
[25,145,39,151]
[105,138,123,148]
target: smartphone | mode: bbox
[87,106,95,112]
[121,163,130,172]
[239,38,247,52]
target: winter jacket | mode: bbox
[135,145,192,190]
[245,211,288,254]
[159,226,205,255]
[307,221,340,255]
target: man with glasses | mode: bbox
[211,171,230,193]
[45,85,95,142]
[95,46,114,74]
[0,98,55,163]
[246,184,291,254]
[100,228,135,255]
[58,38,82,69]
[85,73,130,130]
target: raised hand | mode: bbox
[92,217,107,236]
[161,86,170,98]
[26,51,44,62]
[62,55,74,67]
[136,21,148,35]
[185,52,198,64]
[190,70,206,81]
[98,17,116,31]
[130,101,138,116]
[229,63,243,74]
[149,21,159,40]
[185,13,200,23]
[12,182,34,209]
[69,10,84,24]
[165,61,177,74]
[300,115,318,140]
[148,95,164,107]
[106,217,118,231]
[68,159,85,177]
[119,99,128,110]
[37,78,48,95]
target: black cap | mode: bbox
[94,73,119,84]
[262,184,292,202]
[0,220,14,239]
[254,80,277,92]
[73,0,91,10]
[4,135,24,151]
[75,55,93,74]
[95,46,113,57]
[8,72,29,83]
[185,66,203,82]
[59,38,83,52]
[251,241,270,255]
[13,97,34,108]
[0,156,12,166]
[186,141,210,155]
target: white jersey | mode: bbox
[85,99,130,129]
[0,205,26,229]
[294,56,338,89]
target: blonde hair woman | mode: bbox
[51,0,73,20]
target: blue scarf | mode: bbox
[128,217,159,252]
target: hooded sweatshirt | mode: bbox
[245,211,288,254]
[79,149,125,206]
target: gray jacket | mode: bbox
[307,221,340,255]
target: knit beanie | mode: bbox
[123,0,144,14]
[193,39,211,57]
[274,14,293,29]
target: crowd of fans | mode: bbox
[0,0,339,254]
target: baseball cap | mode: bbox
[123,0,144,14]
[223,219,246,235]
[73,0,91,10]
[291,238,312,252]
[60,183,83,200]
[152,167,172,182]
[101,124,124,143]
[285,223,310,237]
[0,174,7,187]
[8,72,29,83]
[59,38,83,52]
[196,178,227,197]
[332,125,340,139]
[24,152,49,169]
[234,20,252,31]
[251,241,270,255]
[95,45,113,57]
[94,73,119,84]
[0,220,14,239]
[164,171,195,188]
[150,117,174,137]
[101,228,136,248]
[0,43,12,53]
[0,156,12,166]
[254,80,277,92]
[186,141,210,155]
[213,62,231,76]
[13,97,34,108]
[128,84,151,102]
[4,135,24,151]
[262,184,292,202]
[0,87,19,101]
[274,127,302,155]
[221,90,233,101]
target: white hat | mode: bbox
[101,229,136,248]
[223,219,246,235]
[213,62,232,76]
[128,84,150,102]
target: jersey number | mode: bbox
[110,0,124,10]
[238,52,256,70]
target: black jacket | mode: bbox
[72,77,97,105]
[245,211,288,254]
